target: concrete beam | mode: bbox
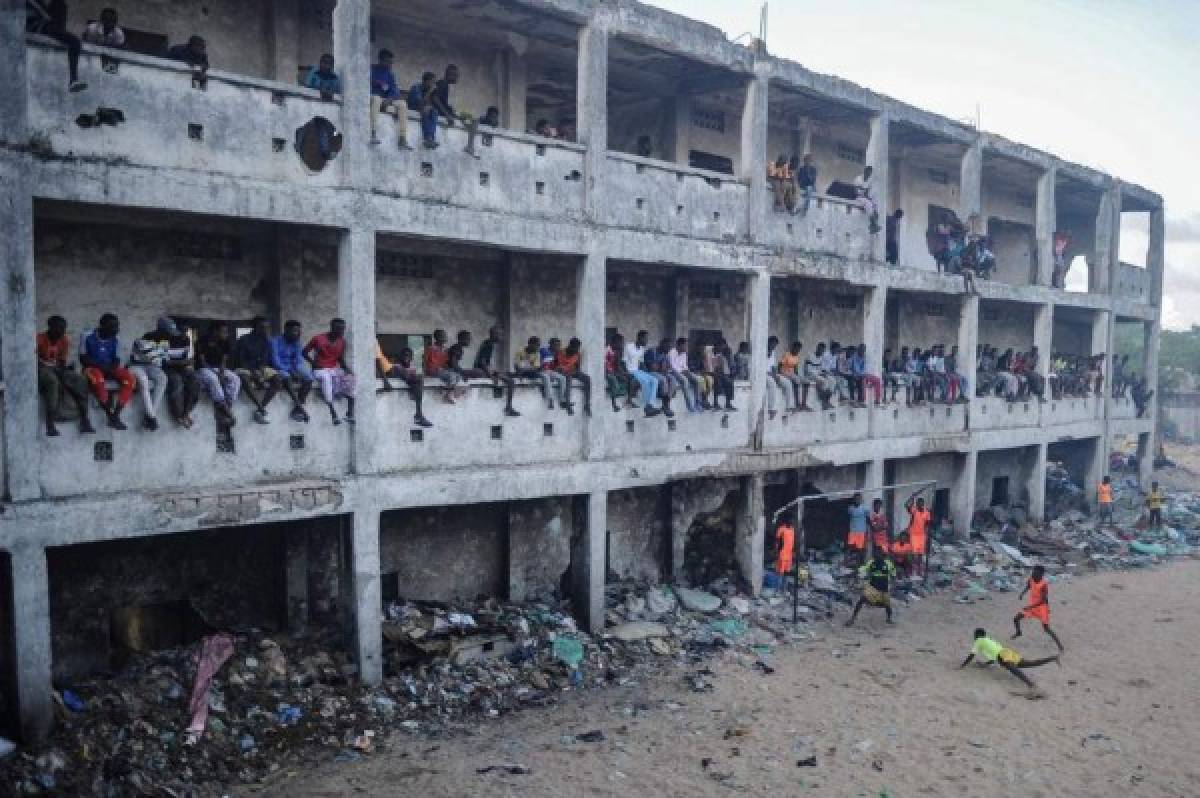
[735,474,765,596]
[577,247,606,459]
[338,228,379,474]
[949,450,976,539]
[1035,166,1057,287]
[332,0,371,187]
[1028,442,1048,522]
[865,113,890,262]
[11,545,54,742]
[344,509,382,685]
[577,490,607,633]
[741,70,770,240]
[576,12,609,219]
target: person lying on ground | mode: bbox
[960,628,1059,689]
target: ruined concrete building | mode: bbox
[0,0,1163,741]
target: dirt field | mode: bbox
[257,561,1200,798]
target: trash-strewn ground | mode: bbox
[262,560,1200,798]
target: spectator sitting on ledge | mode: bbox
[305,53,341,100]
[168,35,209,73]
[82,7,125,48]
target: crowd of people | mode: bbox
[767,156,882,234]
[605,331,746,417]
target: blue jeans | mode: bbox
[670,372,698,411]
[420,108,439,143]
[630,369,660,408]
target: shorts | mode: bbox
[908,535,926,555]
[1020,605,1050,625]
[846,532,866,550]
[863,586,890,607]
[997,648,1021,667]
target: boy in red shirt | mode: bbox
[1012,564,1064,652]
[303,318,356,425]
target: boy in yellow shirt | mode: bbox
[959,628,1059,688]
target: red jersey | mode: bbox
[307,333,345,369]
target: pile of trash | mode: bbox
[0,585,795,796]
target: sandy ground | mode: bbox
[256,561,1200,798]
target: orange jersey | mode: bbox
[1098,483,1113,504]
[907,508,931,551]
[775,524,795,575]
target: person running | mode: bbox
[1097,475,1114,527]
[1146,481,1165,529]
[775,515,795,590]
[959,628,1059,689]
[1012,564,1064,652]
[845,549,897,626]
[846,492,868,563]
[904,496,932,578]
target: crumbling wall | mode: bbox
[979,302,1035,353]
[670,477,739,584]
[605,266,673,345]
[606,486,669,582]
[887,293,961,352]
[892,157,962,272]
[975,447,1036,511]
[508,497,575,601]
[380,504,508,602]
[685,274,748,342]
[45,522,321,683]
[796,285,866,350]
[889,454,956,524]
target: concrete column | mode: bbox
[740,69,770,241]
[1142,318,1161,471]
[747,271,771,446]
[11,545,54,742]
[735,474,765,596]
[1148,206,1165,308]
[333,0,371,187]
[798,121,813,158]
[285,528,310,633]
[1033,302,1053,381]
[1092,186,1115,294]
[959,138,983,231]
[343,510,382,685]
[497,47,528,131]
[338,228,379,474]
[0,4,39,502]
[865,112,891,262]
[576,13,610,219]
[672,273,690,340]
[949,450,977,539]
[1106,183,1122,296]
[1028,442,1048,522]
[863,285,887,384]
[671,95,690,164]
[957,295,980,400]
[1084,435,1107,501]
[268,0,301,84]
[1091,310,1111,392]
[575,491,607,633]
[1035,166,1057,287]
[669,482,688,584]
[1137,432,1153,488]
[577,248,606,459]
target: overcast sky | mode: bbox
[647,0,1200,329]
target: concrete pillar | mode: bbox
[1106,183,1122,296]
[959,138,983,231]
[338,228,379,474]
[863,285,887,384]
[1033,302,1053,382]
[0,4,38,502]
[332,0,372,187]
[747,271,771,446]
[735,474,765,596]
[268,0,301,84]
[957,295,979,399]
[865,112,891,262]
[671,95,690,164]
[798,121,813,158]
[1028,442,1048,522]
[576,13,609,219]
[672,273,690,340]
[1084,435,1107,501]
[1142,318,1161,467]
[740,69,770,241]
[285,528,310,633]
[1148,206,1165,308]
[11,545,54,742]
[1092,186,1115,294]
[343,510,382,685]
[575,491,607,633]
[950,450,977,539]
[577,248,606,459]
[1035,166,1057,287]
[669,482,687,584]
[497,46,528,131]
[1091,310,1111,391]
[1137,432,1153,489]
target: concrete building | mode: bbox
[0,0,1163,742]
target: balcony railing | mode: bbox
[760,192,872,260]
[595,382,752,458]
[1041,395,1102,426]
[1116,262,1150,304]
[27,38,342,186]
[869,402,967,438]
[596,153,750,241]
[971,396,1040,431]
[763,403,869,448]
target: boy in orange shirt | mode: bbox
[1012,564,1064,652]
[904,496,932,578]
[775,516,795,590]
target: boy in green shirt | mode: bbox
[844,550,897,627]
[959,628,1059,688]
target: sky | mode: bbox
[647,0,1200,329]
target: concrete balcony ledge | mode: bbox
[760,193,872,261]
[595,382,753,459]
[970,396,1040,430]
[596,153,750,242]
[869,401,967,438]
[1116,262,1151,304]
[763,402,870,448]
[1110,396,1139,420]
[34,396,352,500]
[26,37,343,186]
[1041,395,1102,426]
